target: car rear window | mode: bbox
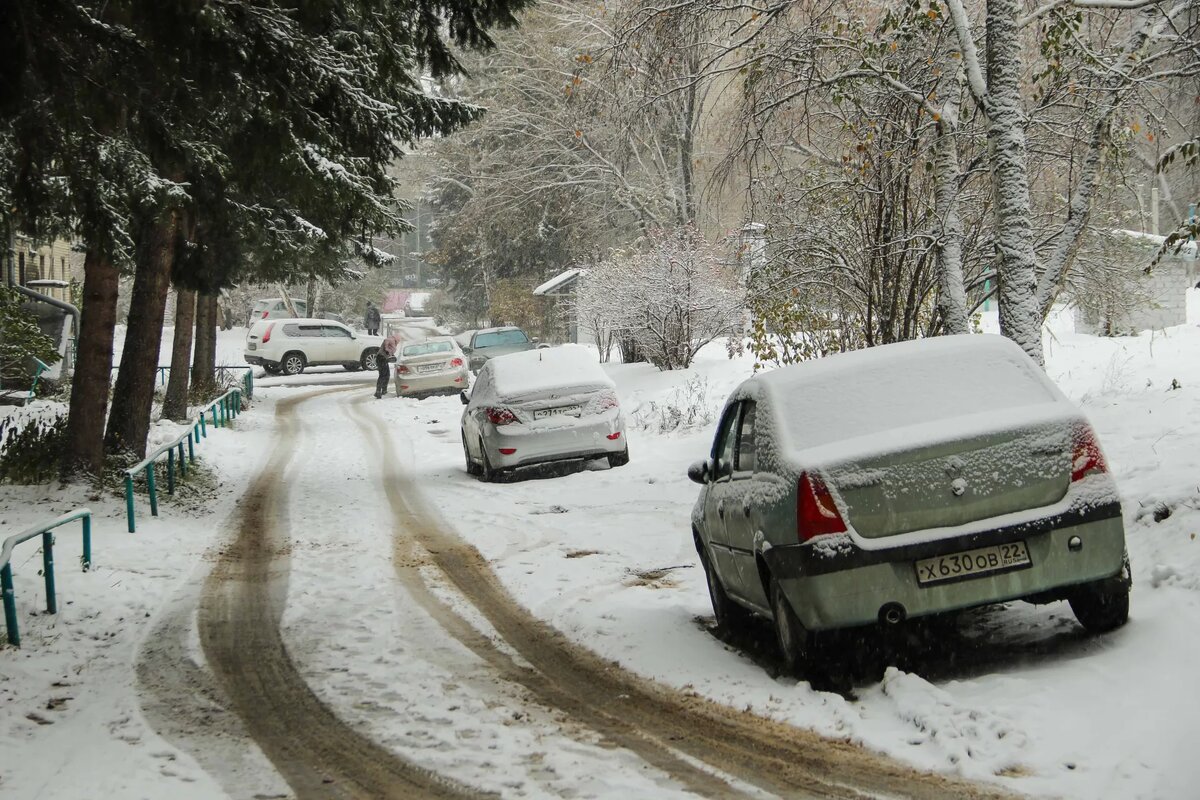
[403,341,454,357]
[774,343,1057,450]
[473,330,529,348]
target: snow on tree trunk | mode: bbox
[985,0,1042,364]
[62,247,119,478]
[162,287,196,421]
[933,120,969,336]
[105,212,178,461]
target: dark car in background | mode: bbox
[462,326,544,373]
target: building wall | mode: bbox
[6,234,81,303]
[1075,248,1200,334]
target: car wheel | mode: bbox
[698,542,750,634]
[463,434,481,476]
[343,362,361,372]
[1069,553,1131,634]
[281,352,306,376]
[771,576,814,676]
[361,349,379,371]
[478,438,503,483]
[608,446,630,468]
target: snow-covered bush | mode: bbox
[630,375,718,433]
[576,226,743,370]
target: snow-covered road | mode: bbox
[3,316,1199,798]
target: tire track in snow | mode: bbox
[197,387,487,800]
[348,395,1018,800]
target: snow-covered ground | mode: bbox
[2,313,1199,798]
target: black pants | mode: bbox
[366,326,378,336]
[375,358,390,397]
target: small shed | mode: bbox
[1073,230,1199,334]
[533,268,586,343]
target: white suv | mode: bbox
[244,318,383,375]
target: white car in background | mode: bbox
[394,336,469,397]
[244,318,383,375]
[247,297,306,326]
[460,346,628,481]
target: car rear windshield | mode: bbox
[776,346,1057,449]
[473,330,528,348]
[403,341,454,357]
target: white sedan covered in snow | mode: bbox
[460,346,628,481]
[689,334,1130,674]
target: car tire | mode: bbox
[463,434,481,476]
[608,446,630,468]
[1068,553,1131,634]
[281,351,306,376]
[343,362,361,372]
[478,438,503,483]
[361,349,379,371]
[698,542,750,634]
[771,576,815,676]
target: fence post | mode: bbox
[211,406,219,429]
[146,464,159,517]
[82,514,92,572]
[167,448,176,495]
[42,531,56,615]
[244,370,253,399]
[2,563,18,647]
[125,473,137,533]
[187,431,195,462]
[200,414,207,438]
[178,441,187,477]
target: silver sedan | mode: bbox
[460,347,629,481]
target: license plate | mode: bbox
[915,541,1031,586]
[417,363,441,373]
[248,343,256,350]
[534,405,582,420]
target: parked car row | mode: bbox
[243,318,382,375]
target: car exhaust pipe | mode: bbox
[879,603,906,626]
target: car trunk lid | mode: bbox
[829,422,1071,539]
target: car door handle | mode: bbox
[717,501,726,518]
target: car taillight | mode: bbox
[396,364,410,374]
[606,431,621,440]
[262,311,269,319]
[262,323,275,344]
[498,447,516,455]
[1072,425,1108,482]
[450,357,464,367]
[597,390,620,411]
[485,407,517,426]
[797,472,847,542]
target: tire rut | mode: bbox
[348,396,1019,800]
[198,388,487,800]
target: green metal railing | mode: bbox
[1,509,92,647]
[111,365,254,399]
[25,357,50,403]
[124,387,242,533]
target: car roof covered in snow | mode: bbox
[482,345,613,401]
[736,334,1072,457]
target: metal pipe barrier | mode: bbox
[123,388,242,533]
[111,365,254,399]
[1,509,92,647]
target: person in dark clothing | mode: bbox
[374,335,399,398]
[364,301,381,336]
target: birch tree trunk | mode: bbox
[162,287,196,420]
[985,0,1042,364]
[62,247,119,478]
[933,123,970,335]
[105,211,178,460]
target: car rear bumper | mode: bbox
[764,502,1126,631]
[243,354,274,367]
[396,369,469,395]
[483,417,626,469]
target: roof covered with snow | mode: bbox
[533,268,584,296]
[483,345,613,400]
[742,335,1069,454]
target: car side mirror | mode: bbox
[531,337,540,344]
[459,390,470,406]
[687,460,709,485]
[461,346,473,355]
